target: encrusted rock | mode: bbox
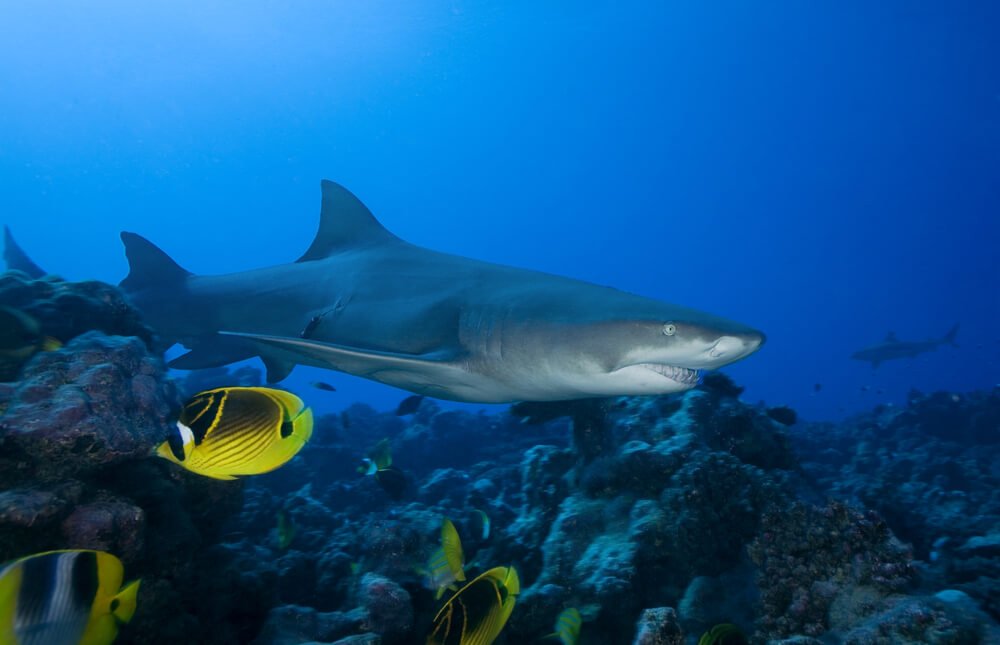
[251,604,367,645]
[0,272,154,349]
[749,501,917,640]
[0,332,179,483]
[632,607,684,645]
[61,499,145,563]
[359,573,413,644]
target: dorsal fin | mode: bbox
[119,232,192,291]
[296,180,398,262]
[884,331,898,343]
[3,226,46,278]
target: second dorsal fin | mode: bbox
[296,180,399,262]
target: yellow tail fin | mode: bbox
[112,580,141,624]
[441,519,465,583]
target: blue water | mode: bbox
[1,2,997,421]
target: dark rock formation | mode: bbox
[632,607,684,645]
[0,272,154,349]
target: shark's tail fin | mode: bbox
[119,232,192,291]
[942,323,960,348]
[3,226,46,278]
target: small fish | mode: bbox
[310,381,337,392]
[549,607,582,645]
[276,509,296,551]
[367,438,393,471]
[394,394,424,416]
[509,400,574,425]
[471,509,491,541]
[698,623,748,645]
[0,306,61,381]
[374,466,407,500]
[358,438,407,499]
[427,565,520,645]
[426,518,466,599]
[0,549,140,645]
[813,383,822,393]
[156,386,314,480]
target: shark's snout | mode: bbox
[711,332,765,359]
[679,329,765,369]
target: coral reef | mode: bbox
[3,273,999,644]
[789,387,1000,621]
[234,376,1000,643]
[0,275,250,644]
[632,606,684,644]
[748,501,916,639]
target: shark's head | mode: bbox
[494,299,766,400]
[596,317,765,393]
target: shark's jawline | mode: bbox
[631,363,701,385]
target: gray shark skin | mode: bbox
[117,180,765,403]
[851,324,959,369]
[3,226,46,279]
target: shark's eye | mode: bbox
[662,323,677,336]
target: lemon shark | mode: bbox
[851,324,959,368]
[117,181,762,402]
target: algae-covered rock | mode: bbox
[252,604,367,645]
[687,387,798,471]
[61,499,145,562]
[677,568,757,638]
[0,332,179,483]
[632,607,684,645]
[839,593,999,644]
[0,272,154,349]
[579,438,687,498]
[748,501,917,640]
[359,573,414,644]
[657,451,783,577]
[529,494,652,631]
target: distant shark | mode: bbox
[851,324,959,368]
[7,181,765,402]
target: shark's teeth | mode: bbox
[639,363,701,384]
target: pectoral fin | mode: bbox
[219,331,466,388]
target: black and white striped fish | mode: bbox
[0,549,140,645]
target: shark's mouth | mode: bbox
[638,363,701,385]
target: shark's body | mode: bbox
[12,181,766,402]
[851,325,959,368]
